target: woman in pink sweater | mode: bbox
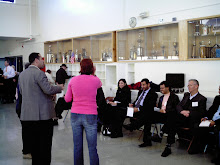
[65,59,102,165]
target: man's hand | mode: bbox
[210,120,215,127]
[108,101,117,106]
[134,107,139,113]
[159,109,166,113]
[180,110,190,117]
[129,103,133,107]
[58,84,64,90]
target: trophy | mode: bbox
[47,45,53,63]
[75,49,78,62]
[137,32,143,59]
[66,51,71,63]
[106,48,112,61]
[102,49,107,61]
[173,38,178,56]
[161,42,166,58]
[192,41,196,58]
[199,41,206,58]
[82,48,87,59]
[130,46,137,60]
[62,52,66,63]
[194,22,200,36]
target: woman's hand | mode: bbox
[108,101,117,106]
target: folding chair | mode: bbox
[63,109,70,122]
[178,127,194,152]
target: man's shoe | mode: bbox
[161,147,171,157]
[23,154,32,159]
[139,142,152,147]
[123,124,133,132]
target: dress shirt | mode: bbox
[136,88,151,111]
[3,66,15,79]
[161,92,170,110]
[190,92,198,100]
[212,105,220,121]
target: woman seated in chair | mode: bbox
[106,79,131,138]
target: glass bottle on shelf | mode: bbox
[47,45,53,63]
[130,45,137,60]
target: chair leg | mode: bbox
[187,136,194,152]
[63,110,70,123]
[138,130,144,140]
[204,144,208,153]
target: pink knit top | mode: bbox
[64,75,102,115]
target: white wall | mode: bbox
[134,61,220,95]
[0,0,220,98]
[0,0,38,38]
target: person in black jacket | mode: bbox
[151,81,180,157]
[123,78,158,147]
[176,79,207,154]
[107,79,131,138]
[197,86,220,164]
[56,64,71,85]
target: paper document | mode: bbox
[127,107,134,117]
[199,120,211,127]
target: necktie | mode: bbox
[6,67,7,72]
[135,91,145,108]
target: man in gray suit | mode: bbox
[19,52,63,165]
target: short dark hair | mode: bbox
[29,52,40,64]
[24,62,30,69]
[141,78,149,84]
[159,81,171,91]
[80,59,94,75]
[5,59,10,64]
[46,69,51,74]
[189,79,199,86]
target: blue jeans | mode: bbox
[71,113,99,165]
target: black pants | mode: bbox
[151,111,177,144]
[55,97,72,118]
[21,119,54,165]
[131,111,176,144]
[3,78,15,102]
[110,106,127,134]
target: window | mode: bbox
[0,0,15,3]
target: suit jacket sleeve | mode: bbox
[206,96,220,119]
[37,71,62,95]
[139,91,158,113]
[166,94,180,113]
[176,93,188,114]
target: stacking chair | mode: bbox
[63,109,70,122]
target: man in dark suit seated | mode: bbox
[176,79,207,154]
[123,78,158,147]
[197,85,220,164]
[151,81,180,157]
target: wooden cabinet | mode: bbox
[44,38,73,64]
[44,32,116,64]
[117,23,179,61]
[187,15,220,60]
[72,32,116,62]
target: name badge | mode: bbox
[192,102,198,107]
